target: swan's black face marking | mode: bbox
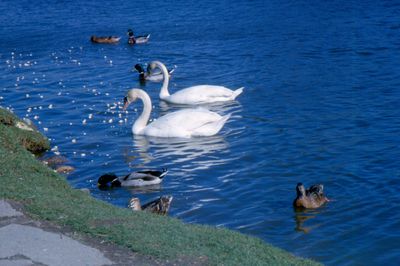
[123,96,129,111]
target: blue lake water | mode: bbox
[1,0,400,264]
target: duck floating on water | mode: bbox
[134,63,175,82]
[293,183,329,209]
[129,195,173,215]
[127,29,150,45]
[90,35,121,44]
[97,169,168,188]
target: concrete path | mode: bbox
[0,224,112,266]
[0,200,162,266]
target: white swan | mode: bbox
[148,61,244,105]
[123,89,230,138]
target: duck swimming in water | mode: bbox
[127,29,150,45]
[293,183,329,209]
[90,35,121,44]
[129,195,173,215]
[97,169,168,188]
[134,63,175,82]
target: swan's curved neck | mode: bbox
[132,90,152,134]
[156,62,170,99]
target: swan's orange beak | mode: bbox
[123,96,129,111]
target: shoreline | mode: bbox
[0,107,320,265]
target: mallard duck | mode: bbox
[134,63,175,82]
[129,195,173,215]
[97,169,168,188]
[90,35,121,44]
[127,29,150,44]
[293,183,329,209]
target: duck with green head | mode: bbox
[127,29,150,45]
[97,169,168,189]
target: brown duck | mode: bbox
[293,183,329,209]
[129,195,173,215]
[90,35,121,44]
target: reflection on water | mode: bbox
[130,134,229,171]
[293,208,324,234]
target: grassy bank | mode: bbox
[0,108,50,153]
[0,108,319,265]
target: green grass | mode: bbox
[0,109,320,265]
[0,108,50,153]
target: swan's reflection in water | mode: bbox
[128,135,230,173]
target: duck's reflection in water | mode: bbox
[293,208,323,234]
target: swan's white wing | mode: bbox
[166,85,240,104]
[191,113,231,137]
[143,109,227,137]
